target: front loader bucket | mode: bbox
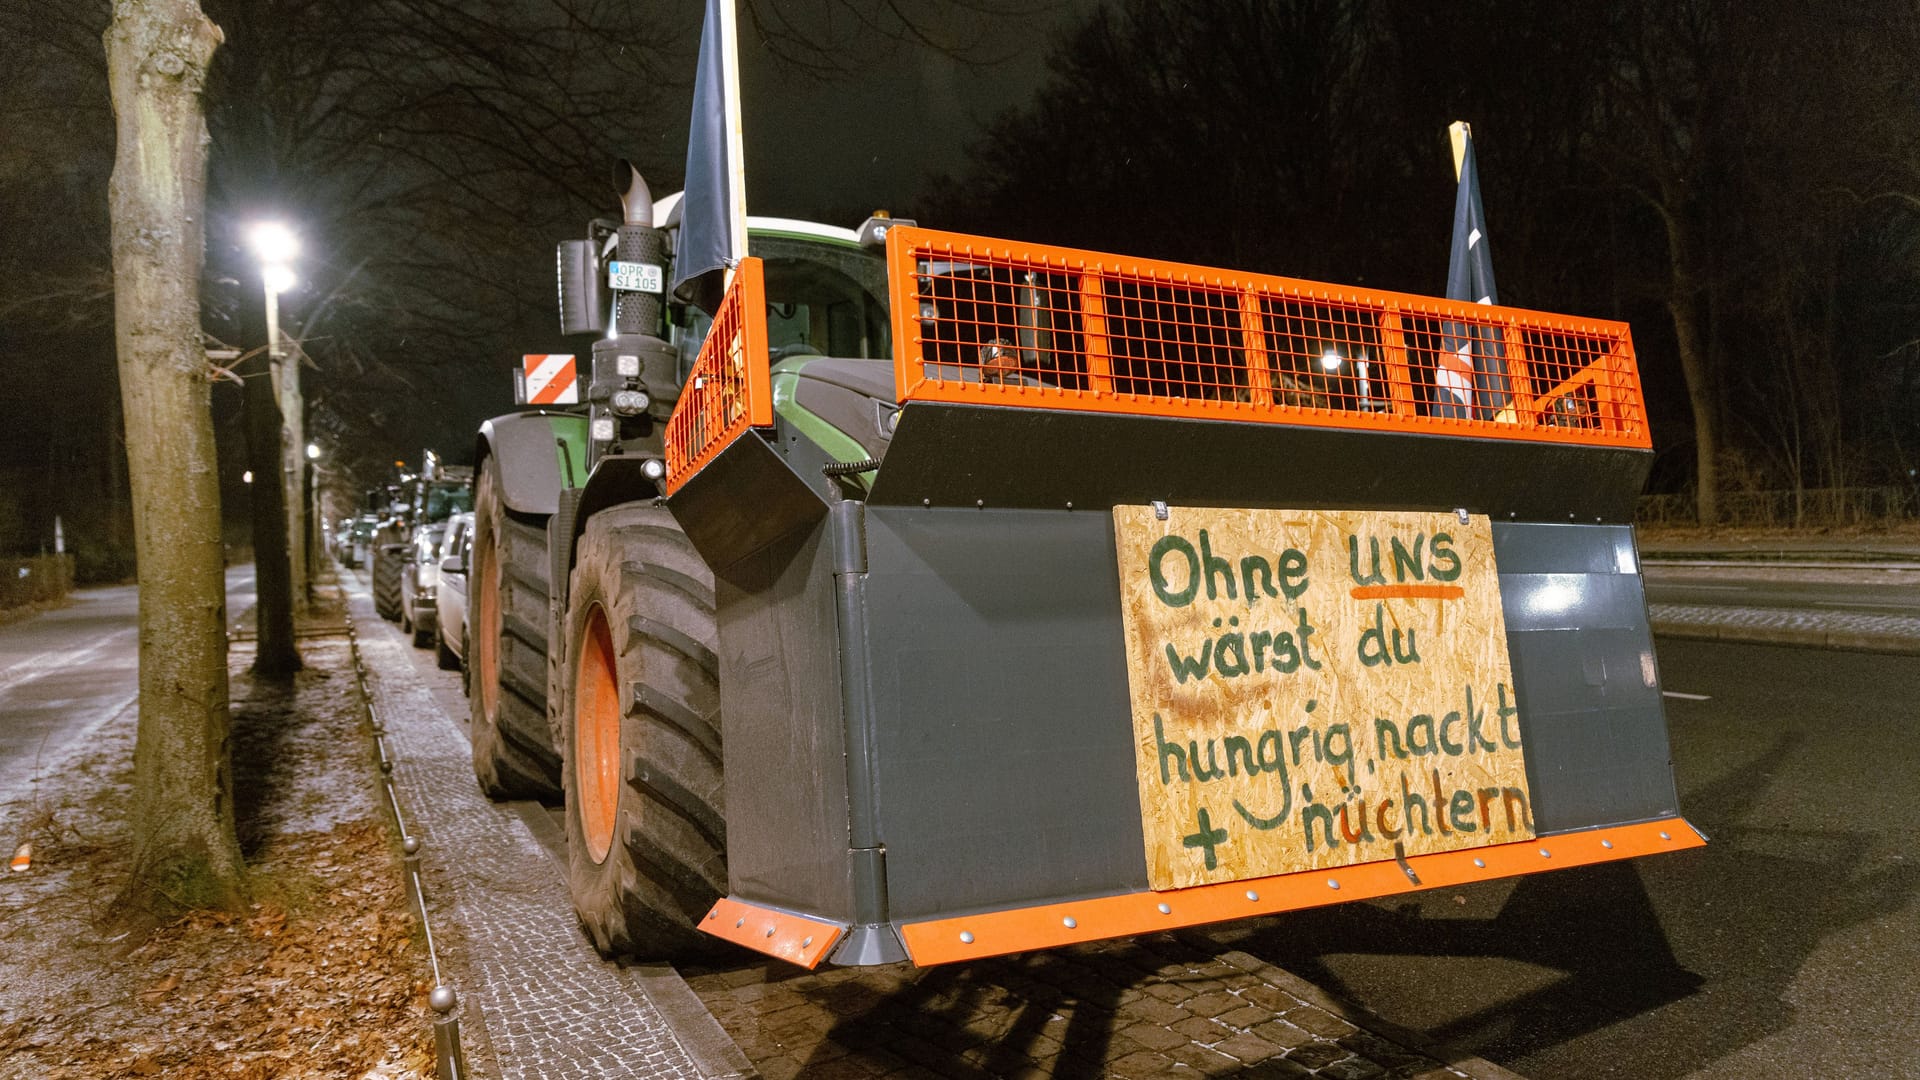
[663,230,1701,968]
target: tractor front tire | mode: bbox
[561,504,725,959]
[372,545,405,621]
[468,456,563,800]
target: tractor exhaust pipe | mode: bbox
[614,159,653,228]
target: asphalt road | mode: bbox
[0,567,256,803]
[1644,567,1920,618]
[1192,637,1920,1079]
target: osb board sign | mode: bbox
[1112,506,1535,890]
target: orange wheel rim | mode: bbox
[576,603,621,864]
[475,528,502,722]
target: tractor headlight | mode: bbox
[610,388,651,416]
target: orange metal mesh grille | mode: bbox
[665,257,771,493]
[884,226,1649,449]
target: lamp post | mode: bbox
[305,441,322,577]
[250,222,307,608]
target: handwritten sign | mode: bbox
[1112,506,1534,890]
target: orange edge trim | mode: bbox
[699,896,847,970]
[899,817,1704,966]
[1350,585,1466,600]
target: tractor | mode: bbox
[370,454,472,626]
[464,162,1699,969]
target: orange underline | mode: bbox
[1349,584,1465,600]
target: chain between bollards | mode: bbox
[344,621,467,1080]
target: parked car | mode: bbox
[400,521,448,648]
[433,512,473,673]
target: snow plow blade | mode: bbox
[664,229,1699,966]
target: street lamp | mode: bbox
[248,221,308,605]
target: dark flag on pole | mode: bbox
[671,0,744,314]
[1437,124,1509,420]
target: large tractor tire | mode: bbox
[469,457,563,800]
[561,504,725,959]
[372,544,406,621]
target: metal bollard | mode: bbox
[430,985,467,1080]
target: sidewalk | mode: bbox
[341,577,752,1079]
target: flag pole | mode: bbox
[1448,120,1471,183]
[719,0,747,277]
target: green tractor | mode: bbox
[466,163,1698,969]
[370,455,472,624]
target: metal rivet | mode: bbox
[1660,831,1672,841]
[1326,879,1340,890]
[1152,500,1169,520]
[765,927,776,938]
[1601,839,1614,849]
[800,936,812,948]
[1539,848,1551,858]
[1473,858,1486,868]
[959,931,975,944]
[1245,890,1259,902]
[706,910,717,920]
[734,918,744,928]
[1062,916,1077,929]
[1157,903,1172,915]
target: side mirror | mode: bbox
[439,555,464,574]
[557,237,606,337]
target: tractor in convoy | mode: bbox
[463,162,1698,969]
[370,454,473,639]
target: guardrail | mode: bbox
[883,226,1651,450]
[664,257,771,494]
[1639,487,1919,527]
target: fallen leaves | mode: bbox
[0,635,435,1079]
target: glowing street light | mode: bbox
[249,221,301,265]
[305,442,321,461]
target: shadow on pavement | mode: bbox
[1198,732,1920,1079]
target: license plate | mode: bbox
[608,261,664,294]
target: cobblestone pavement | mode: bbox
[683,933,1516,1080]
[346,563,1516,1080]
[344,579,750,1080]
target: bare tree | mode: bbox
[105,0,246,917]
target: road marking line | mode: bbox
[1662,691,1711,701]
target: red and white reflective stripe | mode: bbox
[523,354,578,405]
[1436,346,1475,405]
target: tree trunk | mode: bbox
[1663,210,1720,526]
[242,350,302,674]
[105,0,245,918]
